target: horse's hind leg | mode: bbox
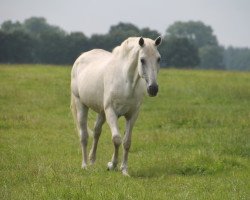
[75,97,89,169]
[89,112,106,164]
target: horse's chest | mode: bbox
[107,80,144,116]
[112,97,137,116]
[111,87,140,115]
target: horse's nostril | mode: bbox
[147,84,158,97]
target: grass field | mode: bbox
[0,64,249,199]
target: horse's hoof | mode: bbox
[82,163,87,170]
[122,170,130,177]
[107,162,115,170]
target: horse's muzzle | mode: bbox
[147,84,158,97]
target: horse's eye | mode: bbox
[140,58,145,65]
[157,57,161,63]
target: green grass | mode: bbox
[0,64,249,199]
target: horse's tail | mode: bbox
[71,93,93,137]
[71,93,80,135]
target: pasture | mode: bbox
[0,65,249,199]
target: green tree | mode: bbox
[160,37,200,68]
[199,45,225,69]
[224,47,250,71]
[64,32,89,64]
[166,21,218,48]
[89,22,161,51]
[165,21,225,69]
[37,31,66,64]
[24,17,65,37]
[89,34,111,50]
[0,17,69,64]
[140,28,160,39]
[0,30,35,63]
[108,22,140,49]
[1,20,24,33]
[109,22,140,35]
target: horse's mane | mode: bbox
[112,37,141,57]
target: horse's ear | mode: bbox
[155,36,162,46]
[139,37,144,47]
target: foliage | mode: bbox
[64,32,89,63]
[160,37,200,68]
[199,45,225,69]
[1,65,249,199]
[0,18,161,65]
[224,47,250,71]
[1,20,24,33]
[23,17,66,37]
[0,17,87,64]
[166,21,218,48]
[0,30,36,63]
[88,22,161,52]
[165,21,228,70]
[0,17,250,70]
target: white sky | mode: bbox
[0,0,250,47]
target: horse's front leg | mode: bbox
[105,108,122,170]
[120,111,139,176]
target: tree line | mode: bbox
[0,17,249,70]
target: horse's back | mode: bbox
[73,49,111,71]
[72,48,112,80]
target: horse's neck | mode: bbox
[121,50,140,88]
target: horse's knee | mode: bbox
[123,139,131,151]
[112,135,122,147]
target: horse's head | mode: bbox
[137,36,162,97]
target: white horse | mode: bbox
[71,36,162,176]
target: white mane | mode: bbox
[112,37,156,58]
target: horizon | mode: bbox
[1,0,250,48]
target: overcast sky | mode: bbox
[0,0,250,48]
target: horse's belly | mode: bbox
[79,92,104,113]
